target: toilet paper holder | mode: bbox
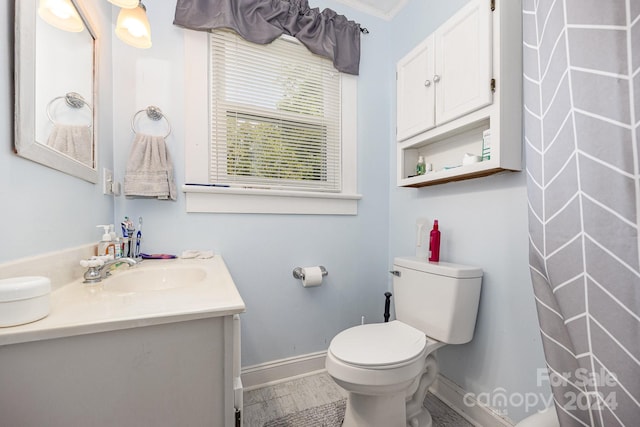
[292,266,328,280]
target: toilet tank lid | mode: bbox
[394,257,482,278]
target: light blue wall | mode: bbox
[3,0,550,422]
[388,0,549,422]
[111,0,393,366]
[0,2,113,263]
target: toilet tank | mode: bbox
[393,257,482,344]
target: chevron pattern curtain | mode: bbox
[523,1,640,426]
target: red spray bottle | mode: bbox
[428,220,440,262]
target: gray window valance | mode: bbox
[173,0,362,75]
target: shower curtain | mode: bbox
[523,1,639,426]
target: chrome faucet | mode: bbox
[82,257,138,284]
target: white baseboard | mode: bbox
[241,351,327,391]
[430,374,515,427]
[241,352,515,427]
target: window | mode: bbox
[183,30,360,214]
[210,30,341,192]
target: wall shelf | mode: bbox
[396,0,522,188]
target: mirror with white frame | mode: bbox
[15,0,98,183]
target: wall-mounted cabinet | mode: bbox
[396,0,522,188]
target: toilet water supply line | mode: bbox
[384,292,392,322]
[361,292,392,325]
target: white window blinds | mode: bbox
[210,30,342,192]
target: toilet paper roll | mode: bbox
[301,266,323,287]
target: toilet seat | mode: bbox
[329,320,426,368]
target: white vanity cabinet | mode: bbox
[0,317,239,427]
[396,0,522,187]
[0,255,245,427]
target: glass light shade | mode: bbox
[38,0,85,32]
[115,4,152,49]
[108,0,139,8]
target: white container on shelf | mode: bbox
[0,276,51,327]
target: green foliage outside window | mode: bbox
[225,113,326,182]
[224,64,332,183]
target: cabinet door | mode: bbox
[435,0,492,125]
[396,35,436,141]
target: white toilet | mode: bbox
[326,257,482,427]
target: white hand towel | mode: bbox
[46,124,93,167]
[124,133,177,200]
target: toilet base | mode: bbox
[340,355,439,427]
[407,408,432,427]
[342,392,407,427]
[406,354,438,427]
[341,390,434,427]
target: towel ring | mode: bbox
[46,92,92,127]
[131,106,172,138]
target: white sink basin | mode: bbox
[0,256,246,347]
[106,265,207,293]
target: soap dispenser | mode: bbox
[108,224,122,259]
[97,225,115,257]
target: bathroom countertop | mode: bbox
[0,256,246,346]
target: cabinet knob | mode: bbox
[433,74,441,83]
[424,80,431,87]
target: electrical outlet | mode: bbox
[103,168,114,195]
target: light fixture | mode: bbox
[108,0,139,8]
[38,0,85,32]
[115,1,152,48]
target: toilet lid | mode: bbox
[329,321,426,367]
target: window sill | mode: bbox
[183,185,361,215]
